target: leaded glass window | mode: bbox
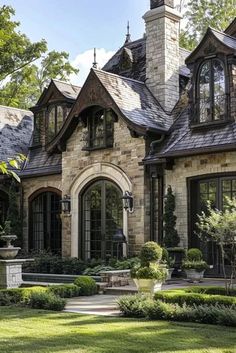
[46,105,65,143]
[198,59,226,123]
[85,107,115,150]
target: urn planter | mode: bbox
[185,269,205,282]
[133,278,163,294]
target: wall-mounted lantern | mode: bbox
[121,191,134,213]
[60,195,71,215]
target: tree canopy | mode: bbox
[0,5,79,109]
[180,0,236,50]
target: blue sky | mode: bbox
[3,0,151,84]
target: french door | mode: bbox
[190,176,236,275]
[29,191,62,253]
[81,180,123,260]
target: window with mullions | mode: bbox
[33,111,43,145]
[46,105,65,143]
[198,59,226,123]
[84,108,115,150]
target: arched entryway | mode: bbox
[81,180,123,260]
[29,188,62,254]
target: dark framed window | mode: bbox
[83,107,115,150]
[81,180,123,260]
[29,190,62,254]
[197,58,226,123]
[46,105,65,143]
[33,111,44,145]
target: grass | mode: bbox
[0,306,236,353]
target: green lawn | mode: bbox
[0,307,236,353]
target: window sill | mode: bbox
[190,119,230,130]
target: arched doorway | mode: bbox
[81,180,123,260]
[29,189,62,254]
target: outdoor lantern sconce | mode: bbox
[60,195,71,215]
[121,191,134,213]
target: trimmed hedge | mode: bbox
[29,291,66,311]
[117,294,236,326]
[186,286,236,297]
[49,284,80,298]
[0,286,47,306]
[74,276,97,296]
[154,289,236,307]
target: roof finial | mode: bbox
[125,21,131,44]
[92,48,98,69]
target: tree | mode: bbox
[0,6,79,109]
[180,0,236,50]
[196,198,236,293]
[0,5,47,83]
[0,154,26,182]
[163,186,180,248]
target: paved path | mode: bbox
[65,295,120,316]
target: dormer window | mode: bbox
[46,105,64,143]
[32,111,43,146]
[82,107,116,150]
[198,58,226,123]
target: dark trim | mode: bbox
[158,174,164,244]
[28,187,62,203]
[20,169,62,179]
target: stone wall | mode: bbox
[62,116,147,257]
[165,151,236,248]
[21,174,62,251]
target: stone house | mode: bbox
[0,0,236,275]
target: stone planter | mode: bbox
[185,269,205,282]
[167,268,174,281]
[133,278,163,294]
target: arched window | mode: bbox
[198,59,226,123]
[83,107,116,150]
[46,105,65,143]
[29,190,62,254]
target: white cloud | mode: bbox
[70,48,115,87]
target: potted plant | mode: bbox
[161,248,175,281]
[131,242,167,294]
[182,248,209,282]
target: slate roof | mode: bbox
[211,28,236,50]
[20,148,61,177]
[52,79,81,100]
[93,69,173,132]
[103,37,190,81]
[0,105,33,163]
[144,109,236,163]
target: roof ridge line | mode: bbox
[210,27,236,40]
[0,104,32,113]
[52,78,81,88]
[93,68,145,85]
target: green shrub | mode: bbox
[182,260,209,272]
[154,289,236,307]
[83,265,114,276]
[117,294,151,318]
[186,286,236,297]
[74,276,97,296]
[132,266,167,281]
[186,248,203,261]
[118,295,236,326]
[140,242,162,265]
[29,291,66,311]
[0,286,47,306]
[49,284,80,298]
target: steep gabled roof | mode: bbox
[0,105,33,163]
[93,69,173,132]
[186,27,236,64]
[52,79,81,100]
[225,18,236,37]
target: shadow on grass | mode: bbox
[0,307,236,353]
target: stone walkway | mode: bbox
[64,278,229,316]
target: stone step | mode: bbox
[22,273,101,284]
[104,286,138,296]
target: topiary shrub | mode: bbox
[140,242,162,266]
[134,266,167,281]
[29,291,66,311]
[187,248,203,261]
[163,186,180,247]
[74,276,97,296]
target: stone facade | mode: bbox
[165,151,236,247]
[144,4,181,112]
[62,115,148,257]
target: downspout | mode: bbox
[149,134,165,243]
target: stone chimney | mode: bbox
[143,0,182,112]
